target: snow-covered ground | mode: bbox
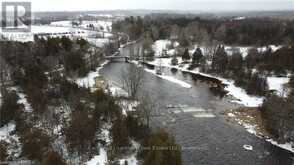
[75,61,109,89]
[87,38,110,47]
[86,148,108,165]
[226,109,294,153]
[118,100,139,116]
[267,76,290,96]
[51,20,112,32]
[225,45,282,58]
[1,20,113,44]
[0,122,15,137]
[0,25,95,42]
[152,40,179,56]
[152,40,281,58]
[266,139,294,153]
[16,91,33,113]
[0,121,22,158]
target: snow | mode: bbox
[266,139,294,153]
[108,82,129,97]
[87,38,110,48]
[144,68,192,88]
[221,78,264,107]
[152,40,172,56]
[51,20,112,32]
[86,148,108,165]
[148,40,269,107]
[227,113,235,117]
[0,25,93,42]
[227,111,294,153]
[234,16,246,20]
[118,100,139,116]
[118,141,139,165]
[242,123,257,135]
[243,144,253,151]
[178,69,263,107]
[87,14,114,18]
[81,21,112,32]
[225,45,282,58]
[50,21,72,27]
[0,122,15,138]
[119,154,138,165]
[267,76,290,96]
[146,58,263,107]
[0,121,21,159]
[193,113,216,118]
[75,61,109,89]
[16,92,33,112]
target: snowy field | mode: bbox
[152,39,282,58]
[1,20,113,46]
[51,20,112,32]
[0,25,95,42]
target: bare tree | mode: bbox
[121,64,144,99]
[137,93,157,127]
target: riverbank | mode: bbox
[142,58,264,107]
[225,107,294,153]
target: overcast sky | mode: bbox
[2,0,294,12]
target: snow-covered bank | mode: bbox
[0,122,15,138]
[86,148,108,165]
[146,58,263,107]
[220,78,263,107]
[267,76,290,96]
[144,68,192,88]
[16,91,33,113]
[0,121,22,158]
[266,139,294,153]
[75,60,109,89]
[226,108,294,153]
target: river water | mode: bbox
[100,42,294,165]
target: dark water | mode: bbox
[100,43,294,165]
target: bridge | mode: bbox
[103,52,130,62]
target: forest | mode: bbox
[0,37,182,164]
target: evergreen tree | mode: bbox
[228,51,243,73]
[182,48,190,62]
[212,45,228,74]
[192,47,203,65]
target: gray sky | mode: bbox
[2,0,294,11]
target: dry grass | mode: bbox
[225,107,271,138]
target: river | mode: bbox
[99,42,294,165]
